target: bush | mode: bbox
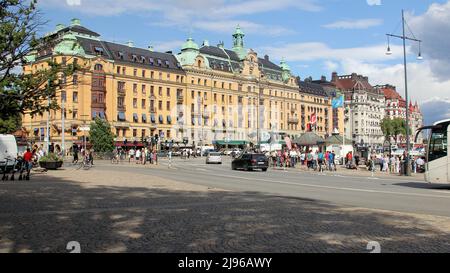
[39,153,63,163]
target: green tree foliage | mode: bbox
[380,117,407,144]
[0,0,78,133]
[0,114,21,134]
[89,118,115,153]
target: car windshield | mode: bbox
[209,152,221,156]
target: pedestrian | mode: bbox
[88,149,94,165]
[383,155,389,172]
[129,148,135,163]
[23,148,33,180]
[49,142,55,154]
[395,156,400,174]
[328,151,335,171]
[317,150,324,172]
[72,143,79,164]
[136,148,141,164]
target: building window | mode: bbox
[73,92,78,103]
[142,84,146,95]
[158,87,162,96]
[133,69,137,77]
[73,75,78,85]
[142,99,146,109]
[142,70,146,77]
[166,101,170,110]
[133,98,137,108]
[116,66,120,74]
[166,88,171,97]
[72,109,78,119]
[133,84,138,95]
[133,129,137,137]
[158,101,163,110]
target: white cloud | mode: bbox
[408,1,450,81]
[66,0,81,6]
[38,0,320,36]
[258,42,405,62]
[191,20,295,36]
[367,0,381,6]
[322,18,383,29]
[151,40,184,52]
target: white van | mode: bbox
[0,134,18,171]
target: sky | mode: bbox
[36,0,450,125]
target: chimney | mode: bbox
[351,73,357,79]
[217,41,224,48]
[127,40,134,47]
[321,75,326,82]
[264,55,269,61]
[71,18,81,26]
[331,72,338,82]
[148,45,154,52]
[202,40,209,47]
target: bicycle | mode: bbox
[76,156,92,170]
[111,154,120,164]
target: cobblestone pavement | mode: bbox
[0,167,449,253]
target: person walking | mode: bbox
[328,151,335,171]
[395,156,401,174]
[72,143,79,164]
[135,148,141,164]
[129,148,135,163]
[317,150,324,172]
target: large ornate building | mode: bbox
[21,19,334,149]
[376,84,424,145]
[331,72,386,149]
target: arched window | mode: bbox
[94,64,103,71]
[197,60,202,67]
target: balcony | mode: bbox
[118,89,126,96]
[149,107,156,114]
[177,96,184,104]
[117,105,126,112]
[288,117,299,124]
[91,102,106,109]
[290,107,296,113]
[203,111,210,118]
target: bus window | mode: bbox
[428,128,447,162]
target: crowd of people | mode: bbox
[112,147,159,165]
[267,149,337,172]
[366,153,426,174]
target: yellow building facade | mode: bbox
[22,19,335,149]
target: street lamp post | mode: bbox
[386,9,423,176]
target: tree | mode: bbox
[381,117,407,146]
[0,0,77,133]
[89,118,115,153]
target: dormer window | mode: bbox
[157,59,162,66]
[149,58,154,65]
[141,56,146,63]
[117,51,124,60]
[176,62,181,68]
[93,46,104,55]
[165,60,170,67]
[132,54,138,62]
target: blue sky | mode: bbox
[37,0,450,124]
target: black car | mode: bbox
[231,153,268,172]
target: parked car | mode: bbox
[231,153,268,172]
[206,152,222,164]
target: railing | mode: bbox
[288,117,299,124]
[118,89,126,96]
[117,105,126,112]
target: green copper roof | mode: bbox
[280,58,290,71]
[181,37,199,51]
[53,32,85,56]
[233,25,245,36]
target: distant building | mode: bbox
[331,72,386,149]
[376,84,424,145]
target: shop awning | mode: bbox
[213,140,249,145]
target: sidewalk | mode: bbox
[271,163,425,181]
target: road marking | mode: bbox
[198,172,450,200]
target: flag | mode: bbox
[332,95,344,109]
[310,112,317,125]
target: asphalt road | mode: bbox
[97,157,450,218]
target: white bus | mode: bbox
[416,119,450,183]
